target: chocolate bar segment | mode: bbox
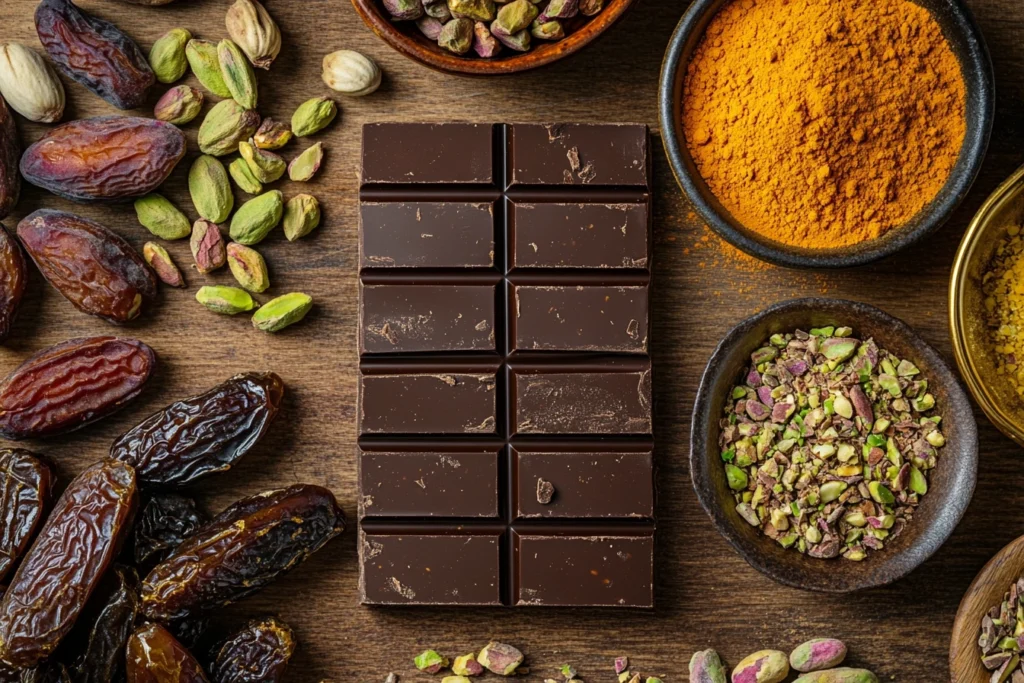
[511,284,648,353]
[508,124,649,187]
[361,202,496,269]
[360,371,498,435]
[362,123,495,185]
[361,284,497,354]
[510,202,649,270]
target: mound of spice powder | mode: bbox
[683,0,967,249]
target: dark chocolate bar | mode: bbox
[358,123,655,608]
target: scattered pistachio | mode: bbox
[689,649,726,683]
[415,650,449,674]
[190,219,227,274]
[478,642,523,676]
[440,19,475,54]
[231,190,284,245]
[252,292,312,332]
[186,39,232,98]
[791,670,878,683]
[196,285,257,315]
[154,85,204,125]
[254,118,293,150]
[283,193,321,242]
[732,650,789,683]
[198,99,261,156]
[453,654,484,677]
[149,28,192,84]
[473,22,502,57]
[291,96,338,137]
[218,39,258,109]
[322,49,382,96]
[225,0,282,69]
[558,665,576,679]
[443,678,472,683]
[790,639,847,673]
[189,155,234,224]
[383,0,424,20]
[0,43,65,123]
[226,243,270,293]
[143,242,185,288]
[614,657,629,676]
[240,139,286,183]
[229,157,263,195]
[134,194,191,240]
[288,142,324,182]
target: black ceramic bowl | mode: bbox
[658,0,995,269]
[690,298,978,592]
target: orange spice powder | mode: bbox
[682,0,967,249]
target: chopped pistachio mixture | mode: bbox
[978,575,1024,681]
[984,222,1024,397]
[718,326,946,561]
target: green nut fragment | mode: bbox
[439,18,475,54]
[149,28,192,84]
[494,0,539,34]
[789,638,847,673]
[735,502,760,526]
[252,292,312,332]
[442,678,472,683]
[791,669,878,683]
[218,39,258,109]
[452,654,484,677]
[227,242,270,293]
[732,649,789,683]
[154,85,204,125]
[819,481,847,504]
[291,96,338,137]
[645,679,662,683]
[254,117,293,150]
[868,481,895,505]
[240,139,286,183]
[288,142,324,182]
[196,285,257,315]
[189,155,234,224]
[820,337,859,362]
[896,359,920,377]
[198,99,261,156]
[689,649,727,683]
[725,463,748,491]
[878,373,902,398]
[283,193,321,242]
[186,39,232,98]
[477,642,523,676]
[909,466,928,495]
[450,0,497,21]
[134,194,191,240]
[229,157,263,195]
[414,650,449,674]
[143,242,185,288]
[230,190,284,245]
[911,393,935,412]
[531,18,564,40]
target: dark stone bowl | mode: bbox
[658,0,995,269]
[690,298,978,592]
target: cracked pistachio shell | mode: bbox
[450,0,496,21]
[149,28,191,84]
[321,50,381,97]
[134,194,191,240]
[251,292,311,332]
[154,85,204,125]
[196,285,257,315]
[0,43,65,123]
[494,0,538,34]
[229,189,283,245]
[439,18,475,54]
[198,99,260,156]
[189,155,233,224]
[229,157,262,195]
[253,118,292,150]
[143,242,185,288]
[287,142,324,182]
[226,242,269,293]
[185,39,231,98]
[190,219,226,273]
[283,193,320,242]
[225,0,281,70]
[239,139,285,183]
[218,39,257,109]
[290,97,337,137]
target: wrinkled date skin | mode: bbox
[35,0,154,110]
[112,373,284,487]
[0,450,56,584]
[212,617,295,683]
[126,623,209,683]
[134,494,208,567]
[0,661,71,682]
[0,226,26,345]
[0,98,20,220]
[0,460,137,668]
[67,565,139,683]
[18,210,158,323]
[20,117,185,203]
[0,336,155,440]
[142,485,346,621]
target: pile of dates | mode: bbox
[0,335,344,681]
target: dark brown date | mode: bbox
[111,373,284,487]
[19,117,186,203]
[9,662,71,683]
[0,337,155,439]
[134,495,208,567]
[69,565,139,683]
[141,485,346,621]
[0,226,27,344]
[0,97,20,220]
[18,210,158,323]
[0,459,137,668]
[211,617,294,683]
[34,0,154,110]
[0,450,55,584]
[126,623,209,683]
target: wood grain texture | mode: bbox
[0,0,1019,680]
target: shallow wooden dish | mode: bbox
[690,298,978,592]
[350,0,636,75]
[949,535,1024,682]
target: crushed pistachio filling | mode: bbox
[978,576,1024,681]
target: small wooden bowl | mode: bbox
[949,535,1024,682]
[350,0,636,75]
[690,298,978,592]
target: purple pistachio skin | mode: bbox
[732,650,789,683]
[416,15,444,39]
[473,21,502,57]
[539,0,577,19]
[792,669,879,683]
[383,0,424,19]
[790,639,848,673]
[688,649,726,683]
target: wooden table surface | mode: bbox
[0,0,1021,680]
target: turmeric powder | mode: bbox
[683,0,967,250]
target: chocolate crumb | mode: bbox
[537,478,555,504]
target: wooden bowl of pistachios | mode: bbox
[350,0,636,75]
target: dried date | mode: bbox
[0,336,155,439]
[0,97,19,220]
[111,373,284,487]
[211,617,295,683]
[141,484,345,621]
[0,226,27,344]
[18,210,158,323]
[134,494,208,567]
[126,623,209,683]
[19,117,185,202]
[35,0,154,110]
[0,450,55,583]
[68,565,139,683]
[0,459,137,668]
